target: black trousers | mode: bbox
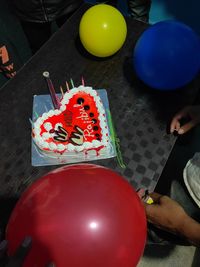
[20,12,75,54]
[97,0,151,22]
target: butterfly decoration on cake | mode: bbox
[32,73,109,156]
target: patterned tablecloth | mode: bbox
[0,4,199,200]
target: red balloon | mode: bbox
[6,164,146,267]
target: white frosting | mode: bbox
[54,110,61,115]
[57,144,66,151]
[75,145,84,152]
[34,128,41,136]
[42,113,49,120]
[83,142,92,149]
[63,94,69,102]
[55,123,63,130]
[42,132,51,139]
[48,110,55,117]
[36,117,43,125]
[92,140,101,148]
[67,143,74,152]
[33,85,109,155]
[49,142,57,150]
[60,105,66,112]
[44,122,52,131]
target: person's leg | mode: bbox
[56,0,84,28]
[56,10,77,28]
[20,21,52,53]
[127,0,151,22]
[56,2,83,28]
[171,180,200,223]
[96,0,117,7]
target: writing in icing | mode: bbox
[74,104,94,140]
[53,126,68,142]
[70,126,84,145]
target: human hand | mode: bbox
[144,192,189,236]
[0,237,55,267]
[170,105,200,134]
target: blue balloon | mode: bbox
[133,20,200,90]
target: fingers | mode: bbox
[147,192,163,203]
[137,189,154,204]
[170,106,200,134]
[0,240,8,258]
[177,118,200,135]
[46,263,56,267]
[170,114,182,133]
[144,193,165,218]
[6,236,32,267]
[144,198,161,221]
[14,236,32,258]
[170,107,190,133]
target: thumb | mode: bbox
[144,192,164,216]
[148,192,163,203]
[6,237,32,267]
[144,201,161,220]
[178,118,200,134]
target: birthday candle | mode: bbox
[33,111,39,119]
[43,71,60,109]
[66,81,70,92]
[44,105,49,112]
[60,86,64,97]
[70,78,74,88]
[81,76,85,86]
[29,118,34,127]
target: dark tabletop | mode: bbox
[0,3,200,200]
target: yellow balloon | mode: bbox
[79,4,127,57]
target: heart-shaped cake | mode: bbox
[32,86,109,156]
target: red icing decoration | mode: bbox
[38,91,104,149]
[84,145,104,157]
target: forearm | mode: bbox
[180,215,200,247]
